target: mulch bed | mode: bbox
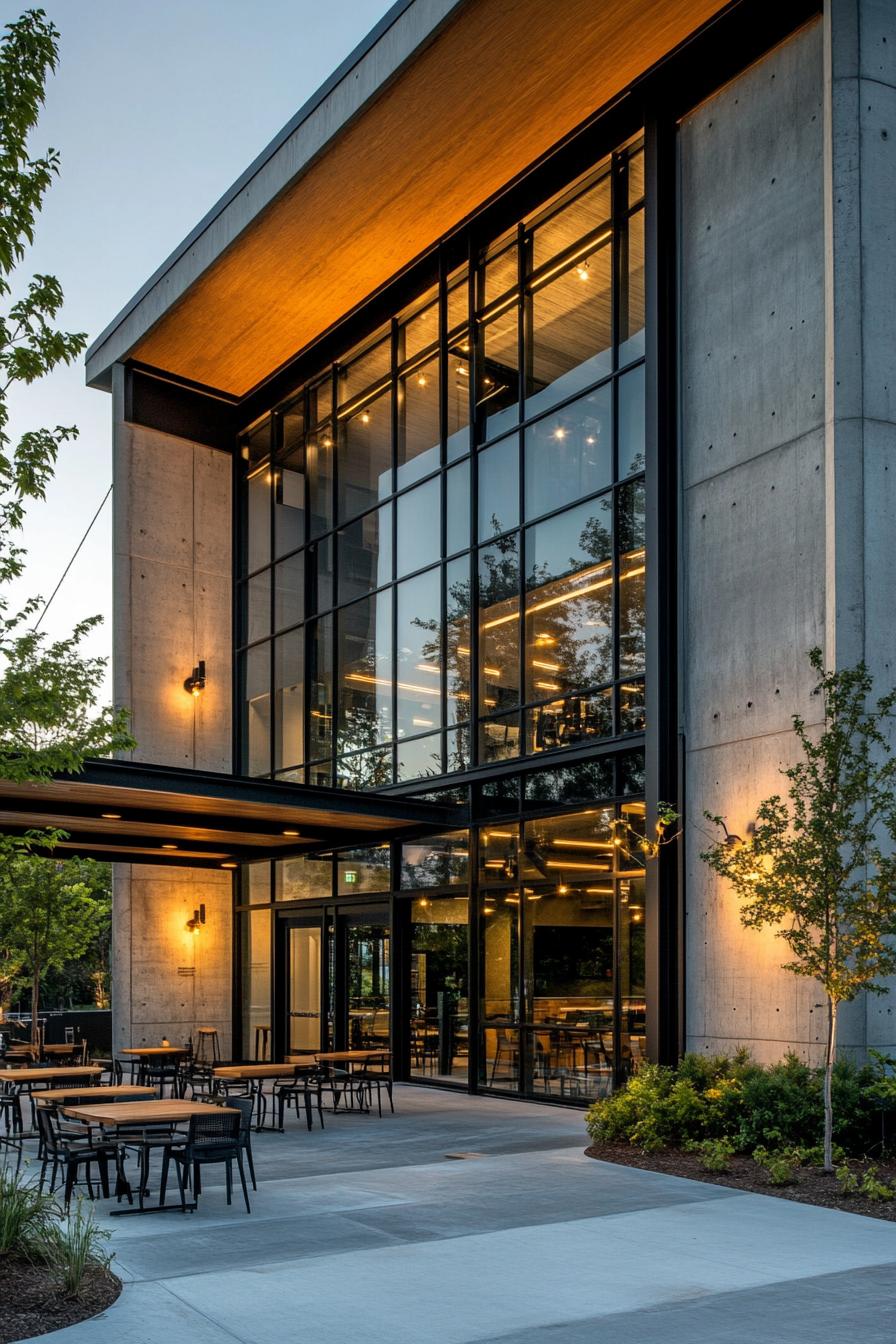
[0,1257,121,1344]
[586,1143,896,1221]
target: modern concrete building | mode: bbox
[11,0,892,1102]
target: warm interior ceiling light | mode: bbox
[576,260,590,281]
[553,840,613,852]
[486,830,514,839]
[412,718,433,727]
[162,843,178,851]
[360,411,370,424]
[101,813,121,820]
[557,884,569,894]
[531,659,560,671]
[416,663,440,674]
[346,672,441,697]
[221,861,238,869]
[534,634,557,647]
[534,680,562,692]
[282,829,300,837]
[416,373,428,388]
[545,859,611,871]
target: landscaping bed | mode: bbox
[585,1142,896,1221]
[0,1256,120,1344]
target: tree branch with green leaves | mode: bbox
[700,648,896,1170]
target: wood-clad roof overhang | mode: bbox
[85,0,732,402]
[0,760,459,869]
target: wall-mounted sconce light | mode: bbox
[186,903,206,935]
[184,660,206,697]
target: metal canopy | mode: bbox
[0,760,458,869]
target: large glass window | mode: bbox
[237,134,646,783]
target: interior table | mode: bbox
[62,1099,238,1215]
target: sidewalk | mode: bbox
[38,1087,896,1344]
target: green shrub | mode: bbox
[859,1167,895,1203]
[752,1146,799,1186]
[586,1049,886,1158]
[836,1163,859,1195]
[41,1199,111,1298]
[694,1137,735,1173]
[0,1162,56,1258]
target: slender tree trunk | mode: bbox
[824,995,838,1172]
[31,962,40,1051]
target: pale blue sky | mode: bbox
[2,0,389,692]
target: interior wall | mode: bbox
[679,21,846,1064]
[110,364,233,1055]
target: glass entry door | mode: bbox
[343,911,391,1050]
[284,918,324,1056]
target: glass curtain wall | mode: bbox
[236,135,645,789]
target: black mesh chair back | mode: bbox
[188,1109,240,1149]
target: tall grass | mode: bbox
[0,1162,56,1257]
[42,1198,112,1298]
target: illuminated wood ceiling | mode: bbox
[121,0,728,398]
[0,761,457,869]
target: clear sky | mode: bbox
[1,0,389,695]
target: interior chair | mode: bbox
[488,1026,520,1085]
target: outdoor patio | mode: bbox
[27,1086,896,1344]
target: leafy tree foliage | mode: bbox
[0,844,109,1040]
[701,648,896,1169]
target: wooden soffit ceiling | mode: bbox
[0,761,458,869]
[128,0,727,398]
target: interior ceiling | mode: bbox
[0,767,454,869]
[130,0,727,398]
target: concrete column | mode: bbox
[824,0,896,1055]
[680,20,837,1064]
[110,365,233,1055]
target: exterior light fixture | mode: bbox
[184,660,206,697]
[186,903,206,934]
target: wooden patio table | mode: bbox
[213,1061,320,1130]
[315,1050,387,1063]
[62,1099,238,1216]
[119,1047,188,1057]
[0,1065,102,1087]
[35,1084,156,1106]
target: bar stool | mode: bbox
[253,1025,271,1062]
[195,1028,221,1065]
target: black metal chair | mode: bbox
[138,1060,180,1097]
[160,1109,251,1214]
[273,1066,326,1132]
[36,1107,115,1210]
[213,1094,257,1190]
[352,1052,394,1117]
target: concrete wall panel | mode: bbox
[681,22,828,1063]
[111,378,233,1055]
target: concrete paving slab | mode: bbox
[21,1087,896,1344]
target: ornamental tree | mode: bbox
[701,648,896,1170]
[0,9,133,782]
[0,840,109,1044]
